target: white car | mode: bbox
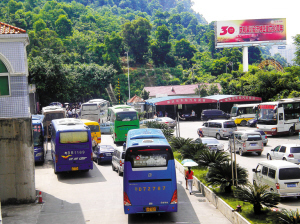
[193,137,224,151]
[267,144,300,164]
[154,117,177,128]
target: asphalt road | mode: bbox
[32,131,231,224]
[175,120,300,211]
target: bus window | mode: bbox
[116,112,137,121]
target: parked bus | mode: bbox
[123,128,177,214]
[257,98,300,136]
[50,118,93,174]
[109,105,139,143]
[80,99,109,124]
[230,103,259,126]
[32,115,47,163]
[42,106,66,139]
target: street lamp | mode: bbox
[125,51,130,100]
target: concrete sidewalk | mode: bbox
[1,168,232,224]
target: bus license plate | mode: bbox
[146,207,156,212]
[287,184,296,188]
[72,167,79,171]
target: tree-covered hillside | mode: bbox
[1,0,300,105]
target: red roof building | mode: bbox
[144,83,222,98]
[0,22,26,34]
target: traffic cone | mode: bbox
[38,191,43,204]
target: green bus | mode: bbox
[109,105,140,143]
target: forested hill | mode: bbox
[1,0,300,105]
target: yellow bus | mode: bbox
[230,103,259,126]
[81,119,101,148]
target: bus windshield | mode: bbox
[33,125,43,146]
[116,112,137,121]
[125,146,173,168]
[257,105,277,125]
[60,131,88,144]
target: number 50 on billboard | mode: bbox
[215,18,286,48]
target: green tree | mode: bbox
[277,208,300,224]
[196,148,229,167]
[55,14,72,37]
[174,39,197,68]
[122,17,152,64]
[234,182,280,215]
[169,137,193,151]
[33,19,47,33]
[103,32,123,72]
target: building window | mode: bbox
[0,60,9,96]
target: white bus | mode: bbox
[257,98,300,136]
[230,103,259,126]
[42,106,66,139]
[80,99,109,124]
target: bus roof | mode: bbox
[110,106,137,113]
[80,119,100,125]
[42,106,65,113]
[88,99,108,103]
[111,105,132,110]
[51,118,88,131]
[32,114,44,121]
[126,128,170,148]
[32,119,42,125]
[233,103,259,107]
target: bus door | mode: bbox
[56,131,92,172]
[277,107,285,132]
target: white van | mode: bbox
[197,120,237,140]
[252,160,300,198]
[228,130,264,156]
[112,146,125,176]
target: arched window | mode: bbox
[0,59,9,96]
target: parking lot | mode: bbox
[175,120,300,210]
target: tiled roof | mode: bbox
[0,22,26,34]
[127,95,145,104]
[144,84,222,98]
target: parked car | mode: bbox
[192,137,224,151]
[201,109,230,121]
[197,120,237,139]
[228,130,264,156]
[253,129,268,146]
[266,144,300,164]
[93,145,115,165]
[252,160,300,198]
[246,118,257,127]
[100,122,111,134]
[112,146,125,176]
[154,117,176,128]
[180,111,197,121]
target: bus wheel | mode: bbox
[289,127,295,136]
[240,120,247,126]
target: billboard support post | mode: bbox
[243,46,248,72]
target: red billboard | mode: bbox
[215,18,286,48]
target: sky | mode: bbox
[192,0,298,45]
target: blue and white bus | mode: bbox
[51,118,93,174]
[123,128,178,214]
[32,115,46,163]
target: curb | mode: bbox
[0,201,2,224]
[175,160,250,224]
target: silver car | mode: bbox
[154,117,177,128]
[267,144,300,164]
[193,137,224,151]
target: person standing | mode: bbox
[185,167,194,195]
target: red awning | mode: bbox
[219,96,261,103]
[155,98,218,105]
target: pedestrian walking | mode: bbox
[185,167,194,195]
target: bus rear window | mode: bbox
[60,131,88,144]
[125,147,173,168]
[45,113,65,122]
[279,168,300,180]
[88,125,100,132]
[82,104,98,111]
[116,112,137,121]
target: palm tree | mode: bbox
[169,137,193,151]
[277,208,300,223]
[180,142,207,161]
[206,161,248,193]
[234,182,280,215]
[195,148,229,167]
[146,121,174,140]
